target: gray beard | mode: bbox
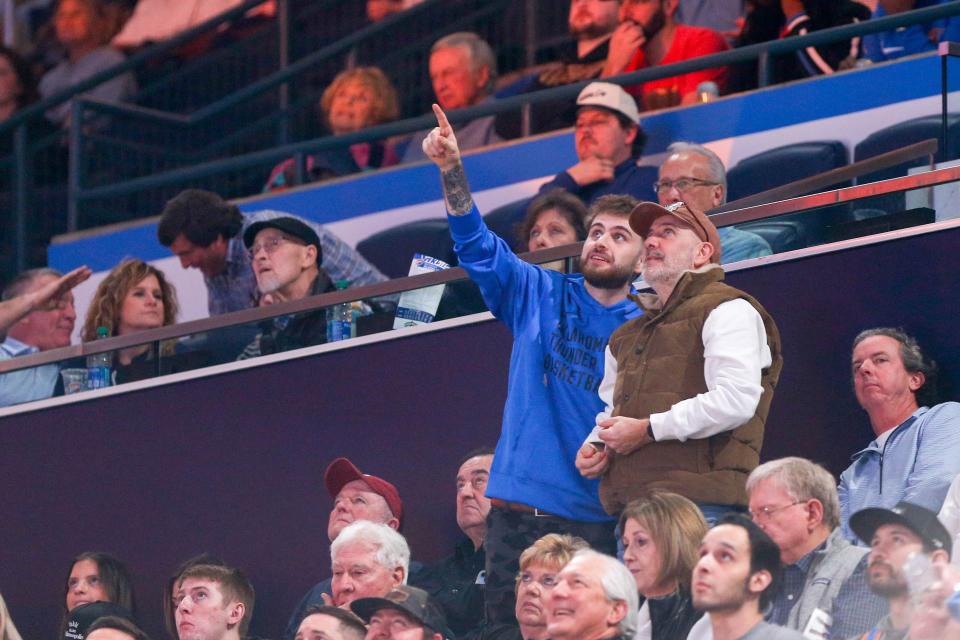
[258,273,282,295]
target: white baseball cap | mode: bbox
[576,81,640,125]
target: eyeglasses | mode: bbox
[517,571,558,589]
[652,177,719,194]
[248,234,294,259]
[749,501,803,521]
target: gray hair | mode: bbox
[330,521,410,583]
[746,457,840,529]
[2,267,63,301]
[431,31,497,95]
[571,550,638,638]
[853,327,938,407]
[666,142,727,203]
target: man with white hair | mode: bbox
[1,266,89,407]
[330,521,410,608]
[746,457,886,639]
[547,549,637,640]
[402,32,502,163]
[283,459,407,640]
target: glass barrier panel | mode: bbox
[718,172,960,257]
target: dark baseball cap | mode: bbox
[629,200,722,264]
[849,501,952,556]
[64,602,135,640]
[324,457,404,527]
[351,586,450,638]
[242,216,322,263]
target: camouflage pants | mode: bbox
[483,505,617,627]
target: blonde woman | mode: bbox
[82,259,179,382]
[619,491,708,640]
[265,66,401,190]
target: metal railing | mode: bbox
[1,0,550,279]
[3,159,957,377]
[64,2,960,235]
[1,0,277,276]
[4,1,960,279]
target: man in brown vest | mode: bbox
[576,200,782,524]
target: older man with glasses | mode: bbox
[237,216,338,359]
[653,141,772,263]
[746,457,887,639]
[576,197,782,525]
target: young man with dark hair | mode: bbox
[847,501,953,639]
[156,189,384,316]
[174,564,255,640]
[295,605,366,640]
[351,586,449,640]
[690,514,804,639]
[86,616,152,640]
[423,104,645,627]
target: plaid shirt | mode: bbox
[205,210,386,316]
[767,537,887,639]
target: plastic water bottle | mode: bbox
[86,326,113,389]
[326,280,352,342]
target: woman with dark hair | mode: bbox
[516,190,588,272]
[81,259,182,382]
[517,190,588,253]
[619,492,707,640]
[60,552,136,639]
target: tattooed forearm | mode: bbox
[441,162,474,216]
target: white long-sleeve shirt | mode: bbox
[589,298,772,444]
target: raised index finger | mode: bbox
[432,103,452,135]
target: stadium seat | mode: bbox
[482,198,532,249]
[356,218,456,279]
[726,141,849,202]
[736,220,808,253]
[853,112,960,213]
[727,140,849,248]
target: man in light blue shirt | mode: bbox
[839,328,960,541]
[0,268,81,407]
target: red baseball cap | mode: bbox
[324,457,404,527]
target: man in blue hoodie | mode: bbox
[423,104,645,627]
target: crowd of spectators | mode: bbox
[1,0,955,193]
[3,2,960,640]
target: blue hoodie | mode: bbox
[449,205,641,522]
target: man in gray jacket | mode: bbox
[746,457,887,639]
